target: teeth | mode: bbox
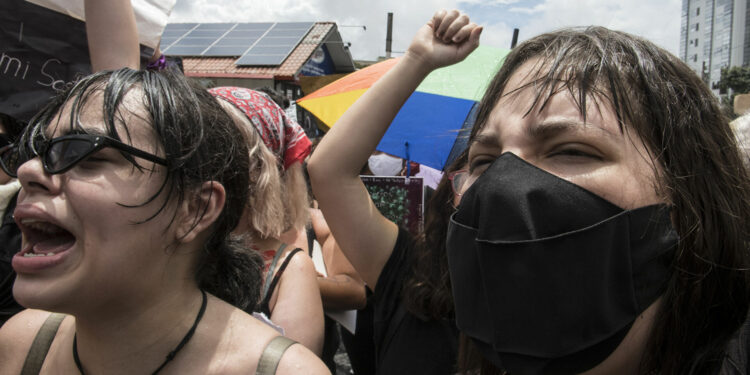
[23,252,57,257]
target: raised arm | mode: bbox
[310,208,367,310]
[84,0,140,71]
[307,10,481,288]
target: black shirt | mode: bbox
[370,227,458,374]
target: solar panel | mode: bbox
[213,37,257,47]
[162,22,313,64]
[265,29,310,37]
[234,55,287,65]
[163,45,207,55]
[235,22,313,66]
[203,46,249,56]
[168,23,198,31]
[195,23,234,31]
[234,23,274,31]
[274,22,315,29]
[160,37,178,49]
[185,29,227,38]
[256,37,299,46]
[225,30,265,38]
[162,29,188,38]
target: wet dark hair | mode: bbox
[402,152,466,321]
[460,26,750,373]
[21,68,262,311]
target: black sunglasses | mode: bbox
[0,134,167,178]
[0,134,10,148]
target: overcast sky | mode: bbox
[168,0,682,61]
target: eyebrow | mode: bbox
[527,119,620,142]
[469,133,501,150]
[58,127,110,138]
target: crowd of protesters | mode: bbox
[1,1,750,375]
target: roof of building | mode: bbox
[179,22,354,81]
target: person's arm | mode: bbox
[307,10,481,288]
[269,252,325,356]
[317,241,367,310]
[310,207,367,310]
[276,343,331,375]
[84,0,140,71]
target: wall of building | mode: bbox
[681,0,750,92]
[681,0,704,74]
[732,0,747,67]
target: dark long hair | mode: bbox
[402,151,467,321]
[22,68,263,311]
[462,26,750,373]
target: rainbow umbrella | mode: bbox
[296,45,509,170]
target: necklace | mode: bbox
[73,290,208,375]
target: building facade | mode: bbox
[680,0,750,91]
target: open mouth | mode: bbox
[18,219,76,257]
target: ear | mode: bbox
[175,181,226,244]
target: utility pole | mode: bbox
[511,28,519,48]
[385,12,393,59]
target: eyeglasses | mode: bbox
[448,169,470,196]
[0,133,168,178]
[0,134,11,148]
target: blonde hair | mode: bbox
[219,100,309,241]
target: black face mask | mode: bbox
[447,153,677,374]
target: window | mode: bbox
[695,23,700,31]
[696,7,700,16]
[693,54,698,62]
[695,38,699,46]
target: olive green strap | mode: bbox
[21,313,66,375]
[255,336,296,375]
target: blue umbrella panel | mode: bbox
[376,91,476,171]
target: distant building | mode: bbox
[161,22,356,100]
[680,0,750,92]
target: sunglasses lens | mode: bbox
[0,134,10,148]
[0,145,23,177]
[46,139,95,173]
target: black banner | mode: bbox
[0,0,92,122]
[0,0,155,123]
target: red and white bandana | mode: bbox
[209,86,312,169]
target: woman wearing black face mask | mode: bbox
[310,10,750,375]
[308,10,481,374]
[448,27,750,374]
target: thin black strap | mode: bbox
[255,336,297,375]
[21,313,66,375]
[258,248,304,316]
[306,225,315,257]
[261,244,288,300]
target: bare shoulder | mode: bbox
[285,249,316,275]
[275,342,330,374]
[202,296,326,374]
[0,309,69,373]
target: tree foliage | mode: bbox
[718,66,750,94]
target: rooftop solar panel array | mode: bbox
[161,22,314,66]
